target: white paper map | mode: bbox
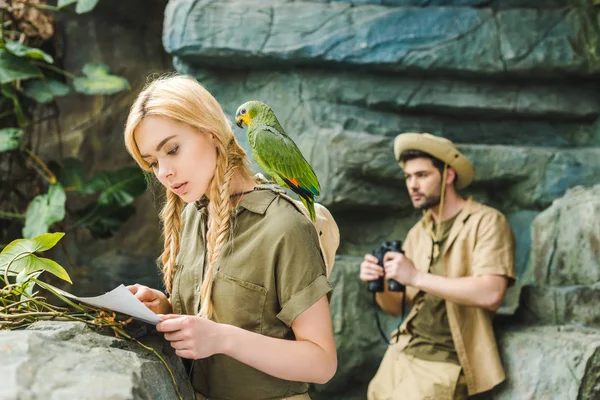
[53,284,161,325]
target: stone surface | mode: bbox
[519,283,600,328]
[529,184,600,287]
[311,255,406,400]
[485,325,600,400]
[0,321,195,400]
[515,185,600,328]
[164,1,600,77]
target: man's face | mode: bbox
[403,157,442,210]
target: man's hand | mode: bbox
[128,284,172,315]
[359,254,384,282]
[382,251,420,286]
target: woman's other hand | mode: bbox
[127,283,172,314]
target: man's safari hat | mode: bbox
[393,133,475,190]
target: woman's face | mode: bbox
[135,116,217,203]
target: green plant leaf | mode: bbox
[17,270,42,298]
[0,232,70,283]
[0,50,42,83]
[5,41,54,64]
[53,157,88,192]
[73,63,130,95]
[0,127,22,152]
[22,184,67,239]
[57,0,77,8]
[74,203,135,239]
[75,0,100,14]
[87,166,146,206]
[23,79,70,104]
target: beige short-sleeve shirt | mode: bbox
[401,198,516,395]
[171,189,332,400]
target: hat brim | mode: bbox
[393,133,475,190]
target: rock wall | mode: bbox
[162,0,600,398]
[10,0,598,398]
[163,0,600,313]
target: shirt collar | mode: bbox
[193,188,278,216]
[420,196,478,229]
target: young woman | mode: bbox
[123,74,336,400]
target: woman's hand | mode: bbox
[127,284,172,314]
[157,314,223,359]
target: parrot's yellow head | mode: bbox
[235,100,267,129]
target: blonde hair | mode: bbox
[124,74,253,318]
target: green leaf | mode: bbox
[74,203,135,239]
[57,0,77,8]
[23,79,70,104]
[5,41,54,64]
[0,127,22,152]
[0,50,43,83]
[35,257,72,283]
[22,184,67,239]
[73,63,129,95]
[0,233,71,284]
[75,0,100,14]
[18,270,42,298]
[53,157,88,191]
[86,166,146,206]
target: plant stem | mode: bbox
[0,211,25,220]
[24,148,56,184]
[35,63,77,80]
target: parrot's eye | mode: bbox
[241,109,247,115]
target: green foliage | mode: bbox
[0,50,42,84]
[0,232,71,283]
[88,167,147,206]
[73,63,131,95]
[58,0,100,14]
[22,184,67,239]
[23,79,70,104]
[0,1,142,246]
[0,128,22,152]
[5,41,54,64]
[48,158,146,238]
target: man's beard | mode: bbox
[414,193,441,210]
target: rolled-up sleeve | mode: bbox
[471,210,516,283]
[275,215,332,327]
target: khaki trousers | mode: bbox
[368,336,468,400]
[194,393,310,400]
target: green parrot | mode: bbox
[235,100,321,221]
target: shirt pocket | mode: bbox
[212,271,267,334]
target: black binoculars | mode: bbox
[368,240,405,293]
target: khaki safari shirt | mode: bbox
[171,189,332,400]
[404,214,459,364]
[400,198,515,395]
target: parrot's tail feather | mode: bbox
[281,176,317,198]
[300,195,317,222]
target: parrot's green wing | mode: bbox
[251,125,320,198]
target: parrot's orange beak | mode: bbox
[236,114,250,128]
